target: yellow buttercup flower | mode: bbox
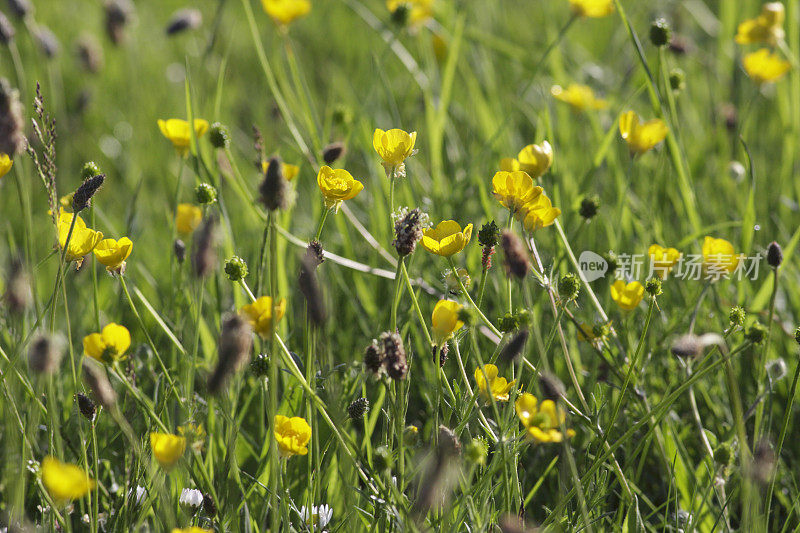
[702,236,740,276]
[736,2,785,45]
[517,141,553,179]
[569,0,614,18]
[150,432,187,469]
[421,220,472,257]
[262,159,300,181]
[619,111,668,155]
[387,0,433,26]
[551,84,608,111]
[373,128,417,168]
[516,193,561,232]
[262,0,311,26]
[499,157,520,172]
[240,296,287,337]
[492,171,543,213]
[57,210,104,263]
[42,456,95,501]
[172,528,212,533]
[610,280,644,311]
[316,166,364,212]
[0,152,13,178]
[515,393,575,443]
[743,48,791,84]
[475,364,515,402]
[83,322,131,364]
[274,415,312,457]
[93,237,133,272]
[648,244,681,279]
[431,299,464,346]
[157,118,209,156]
[175,203,203,234]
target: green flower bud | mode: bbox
[645,277,662,297]
[390,3,410,26]
[465,437,488,466]
[208,122,229,149]
[650,18,672,47]
[558,273,580,301]
[729,306,746,328]
[578,195,599,220]
[669,68,686,92]
[714,443,734,466]
[478,221,500,248]
[498,313,518,333]
[224,256,248,281]
[250,353,269,377]
[81,161,101,180]
[195,183,218,205]
[403,425,420,446]
[746,322,768,345]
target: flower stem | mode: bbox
[447,257,501,338]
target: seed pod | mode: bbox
[259,156,292,212]
[208,122,229,149]
[322,141,346,165]
[34,25,60,58]
[298,252,327,327]
[72,174,105,212]
[192,216,219,278]
[0,77,25,155]
[76,35,103,73]
[0,11,15,44]
[104,0,133,45]
[347,397,369,420]
[382,332,407,380]
[28,334,63,374]
[82,358,117,409]
[729,306,746,328]
[558,273,580,301]
[223,256,248,281]
[76,392,97,420]
[305,240,325,267]
[6,0,31,19]
[393,208,425,257]
[579,195,599,220]
[766,241,783,268]
[208,314,253,394]
[363,340,385,377]
[174,239,186,263]
[166,8,202,35]
[499,329,528,363]
[5,258,32,314]
[202,493,217,516]
[249,353,269,377]
[501,230,529,279]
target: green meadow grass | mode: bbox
[2,0,800,530]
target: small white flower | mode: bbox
[300,504,333,530]
[129,486,147,506]
[179,488,203,508]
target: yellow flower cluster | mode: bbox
[515,393,575,443]
[491,169,561,232]
[619,111,668,155]
[743,48,791,84]
[240,296,287,337]
[431,299,464,346]
[42,456,95,501]
[83,322,131,364]
[262,0,311,26]
[474,364,515,402]
[551,84,608,112]
[569,0,614,18]
[150,432,187,469]
[274,415,312,457]
[0,152,13,179]
[57,210,104,264]
[736,2,785,45]
[158,118,209,156]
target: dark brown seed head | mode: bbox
[382,332,408,380]
[82,358,117,409]
[305,240,325,267]
[28,334,63,374]
[322,141,346,165]
[393,208,425,257]
[72,174,105,212]
[363,340,385,377]
[202,493,217,516]
[501,230,530,279]
[0,77,25,155]
[538,371,565,401]
[6,0,31,19]
[438,425,461,458]
[166,8,202,36]
[259,156,292,211]
[0,11,15,44]
[76,35,103,73]
[298,252,327,327]
[76,392,97,420]
[34,25,60,58]
[499,329,528,363]
[104,0,133,45]
[192,216,219,278]
[208,314,253,394]
[767,241,783,268]
[5,258,32,314]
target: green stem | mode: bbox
[447,257,501,338]
[314,207,330,241]
[753,267,779,444]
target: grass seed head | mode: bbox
[208,313,254,394]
